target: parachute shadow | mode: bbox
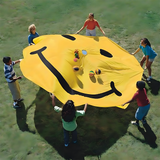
[34,88,137,159]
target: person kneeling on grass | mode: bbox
[3,57,23,108]
[50,93,88,147]
[122,81,150,126]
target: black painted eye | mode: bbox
[62,35,76,41]
[100,49,113,58]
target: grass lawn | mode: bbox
[0,0,160,159]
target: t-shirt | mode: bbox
[54,106,85,131]
[139,44,157,59]
[84,19,100,30]
[28,32,39,44]
[4,61,16,83]
[132,88,150,107]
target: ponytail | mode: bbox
[142,38,151,47]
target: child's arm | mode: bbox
[132,48,140,55]
[83,103,88,112]
[76,26,85,34]
[50,93,62,112]
[50,93,55,107]
[122,99,134,106]
[98,27,105,36]
[10,76,22,81]
[14,59,22,64]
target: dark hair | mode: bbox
[141,38,151,47]
[62,100,76,122]
[3,57,11,64]
[136,81,145,90]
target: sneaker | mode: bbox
[17,98,24,102]
[147,76,152,81]
[13,102,21,109]
[131,121,139,126]
[64,144,69,147]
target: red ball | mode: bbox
[74,58,78,62]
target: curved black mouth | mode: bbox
[30,46,122,98]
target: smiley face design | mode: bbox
[20,34,143,108]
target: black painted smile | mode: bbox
[30,46,122,98]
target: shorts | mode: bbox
[8,80,21,100]
[86,29,96,36]
[149,58,155,62]
[143,55,155,62]
[135,103,150,120]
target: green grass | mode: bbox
[0,0,160,159]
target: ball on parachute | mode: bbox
[89,71,95,77]
[95,69,101,75]
[74,58,78,62]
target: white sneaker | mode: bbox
[131,121,139,126]
[13,102,20,109]
[147,76,152,81]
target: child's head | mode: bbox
[88,13,94,20]
[62,100,76,122]
[140,38,151,47]
[28,24,36,34]
[3,57,11,64]
[136,81,145,90]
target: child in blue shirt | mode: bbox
[132,38,157,81]
[28,24,39,45]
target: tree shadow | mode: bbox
[34,88,137,160]
[142,74,160,95]
[128,123,157,148]
[16,101,35,134]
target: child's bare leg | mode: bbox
[140,56,146,67]
[147,61,153,77]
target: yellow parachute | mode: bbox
[20,34,143,108]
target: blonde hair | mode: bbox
[28,24,36,33]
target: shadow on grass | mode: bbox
[128,123,157,148]
[34,88,137,160]
[16,101,35,134]
[142,74,160,95]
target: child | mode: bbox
[122,81,150,126]
[76,13,105,36]
[132,38,157,81]
[50,93,87,147]
[3,57,23,108]
[28,24,39,45]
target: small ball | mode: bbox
[89,71,95,77]
[74,58,78,62]
[95,69,101,75]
